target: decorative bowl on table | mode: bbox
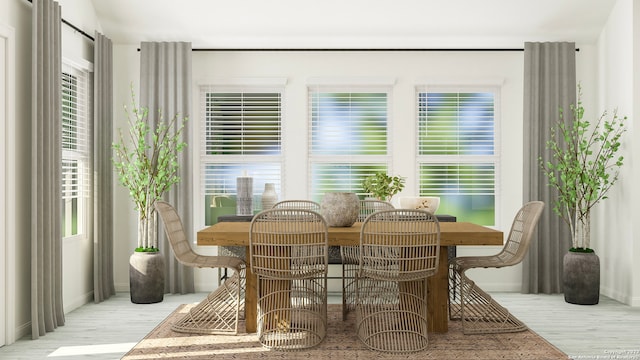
[398,196,440,214]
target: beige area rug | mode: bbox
[123,304,569,359]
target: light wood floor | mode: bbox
[1,292,639,359]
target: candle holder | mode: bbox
[236,176,253,216]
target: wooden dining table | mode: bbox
[197,221,503,333]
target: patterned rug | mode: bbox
[123,304,569,359]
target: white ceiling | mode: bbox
[90,0,618,48]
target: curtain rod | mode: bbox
[61,18,94,42]
[138,47,580,52]
[26,0,95,42]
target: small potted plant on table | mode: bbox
[361,172,405,202]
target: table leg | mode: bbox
[427,246,450,333]
[244,246,257,333]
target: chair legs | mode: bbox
[340,246,358,321]
[449,263,526,334]
[256,276,327,350]
[171,267,246,335]
[356,278,429,353]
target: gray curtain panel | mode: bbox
[93,32,115,303]
[522,42,576,294]
[139,42,195,294]
[31,0,65,338]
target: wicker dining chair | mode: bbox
[341,199,394,320]
[155,201,246,335]
[448,201,544,334]
[249,208,329,350]
[355,209,440,353]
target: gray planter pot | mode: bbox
[320,192,360,227]
[129,251,165,304]
[563,251,600,305]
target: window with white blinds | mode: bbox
[416,87,499,225]
[200,86,283,223]
[61,65,92,237]
[308,88,391,201]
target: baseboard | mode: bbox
[64,291,94,314]
[115,282,130,293]
[474,282,522,292]
[600,285,634,305]
[13,321,30,343]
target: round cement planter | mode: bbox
[563,251,600,305]
[129,251,165,304]
[320,192,360,227]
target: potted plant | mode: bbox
[539,85,626,305]
[112,87,187,304]
[361,172,406,202]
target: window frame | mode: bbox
[415,84,501,226]
[61,60,92,241]
[199,83,285,221]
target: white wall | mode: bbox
[633,0,640,308]
[593,0,639,306]
[112,44,142,292]
[191,51,526,292]
[4,0,37,342]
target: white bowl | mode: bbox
[398,196,440,214]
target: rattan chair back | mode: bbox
[358,199,394,222]
[156,201,245,271]
[272,199,321,211]
[359,209,441,281]
[495,201,545,267]
[250,208,328,279]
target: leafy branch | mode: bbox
[112,87,187,250]
[539,85,626,250]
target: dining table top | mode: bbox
[196,221,504,247]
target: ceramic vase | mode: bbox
[320,192,360,227]
[261,183,278,210]
[129,251,165,304]
[563,251,600,305]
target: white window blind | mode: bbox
[418,91,495,156]
[308,87,391,200]
[200,86,283,217]
[309,91,388,156]
[61,69,91,200]
[416,87,499,225]
[418,163,496,196]
[202,90,281,156]
[61,65,92,237]
[202,162,281,196]
[310,163,388,200]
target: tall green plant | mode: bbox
[362,172,405,201]
[539,86,626,251]
[113,88,187,251]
